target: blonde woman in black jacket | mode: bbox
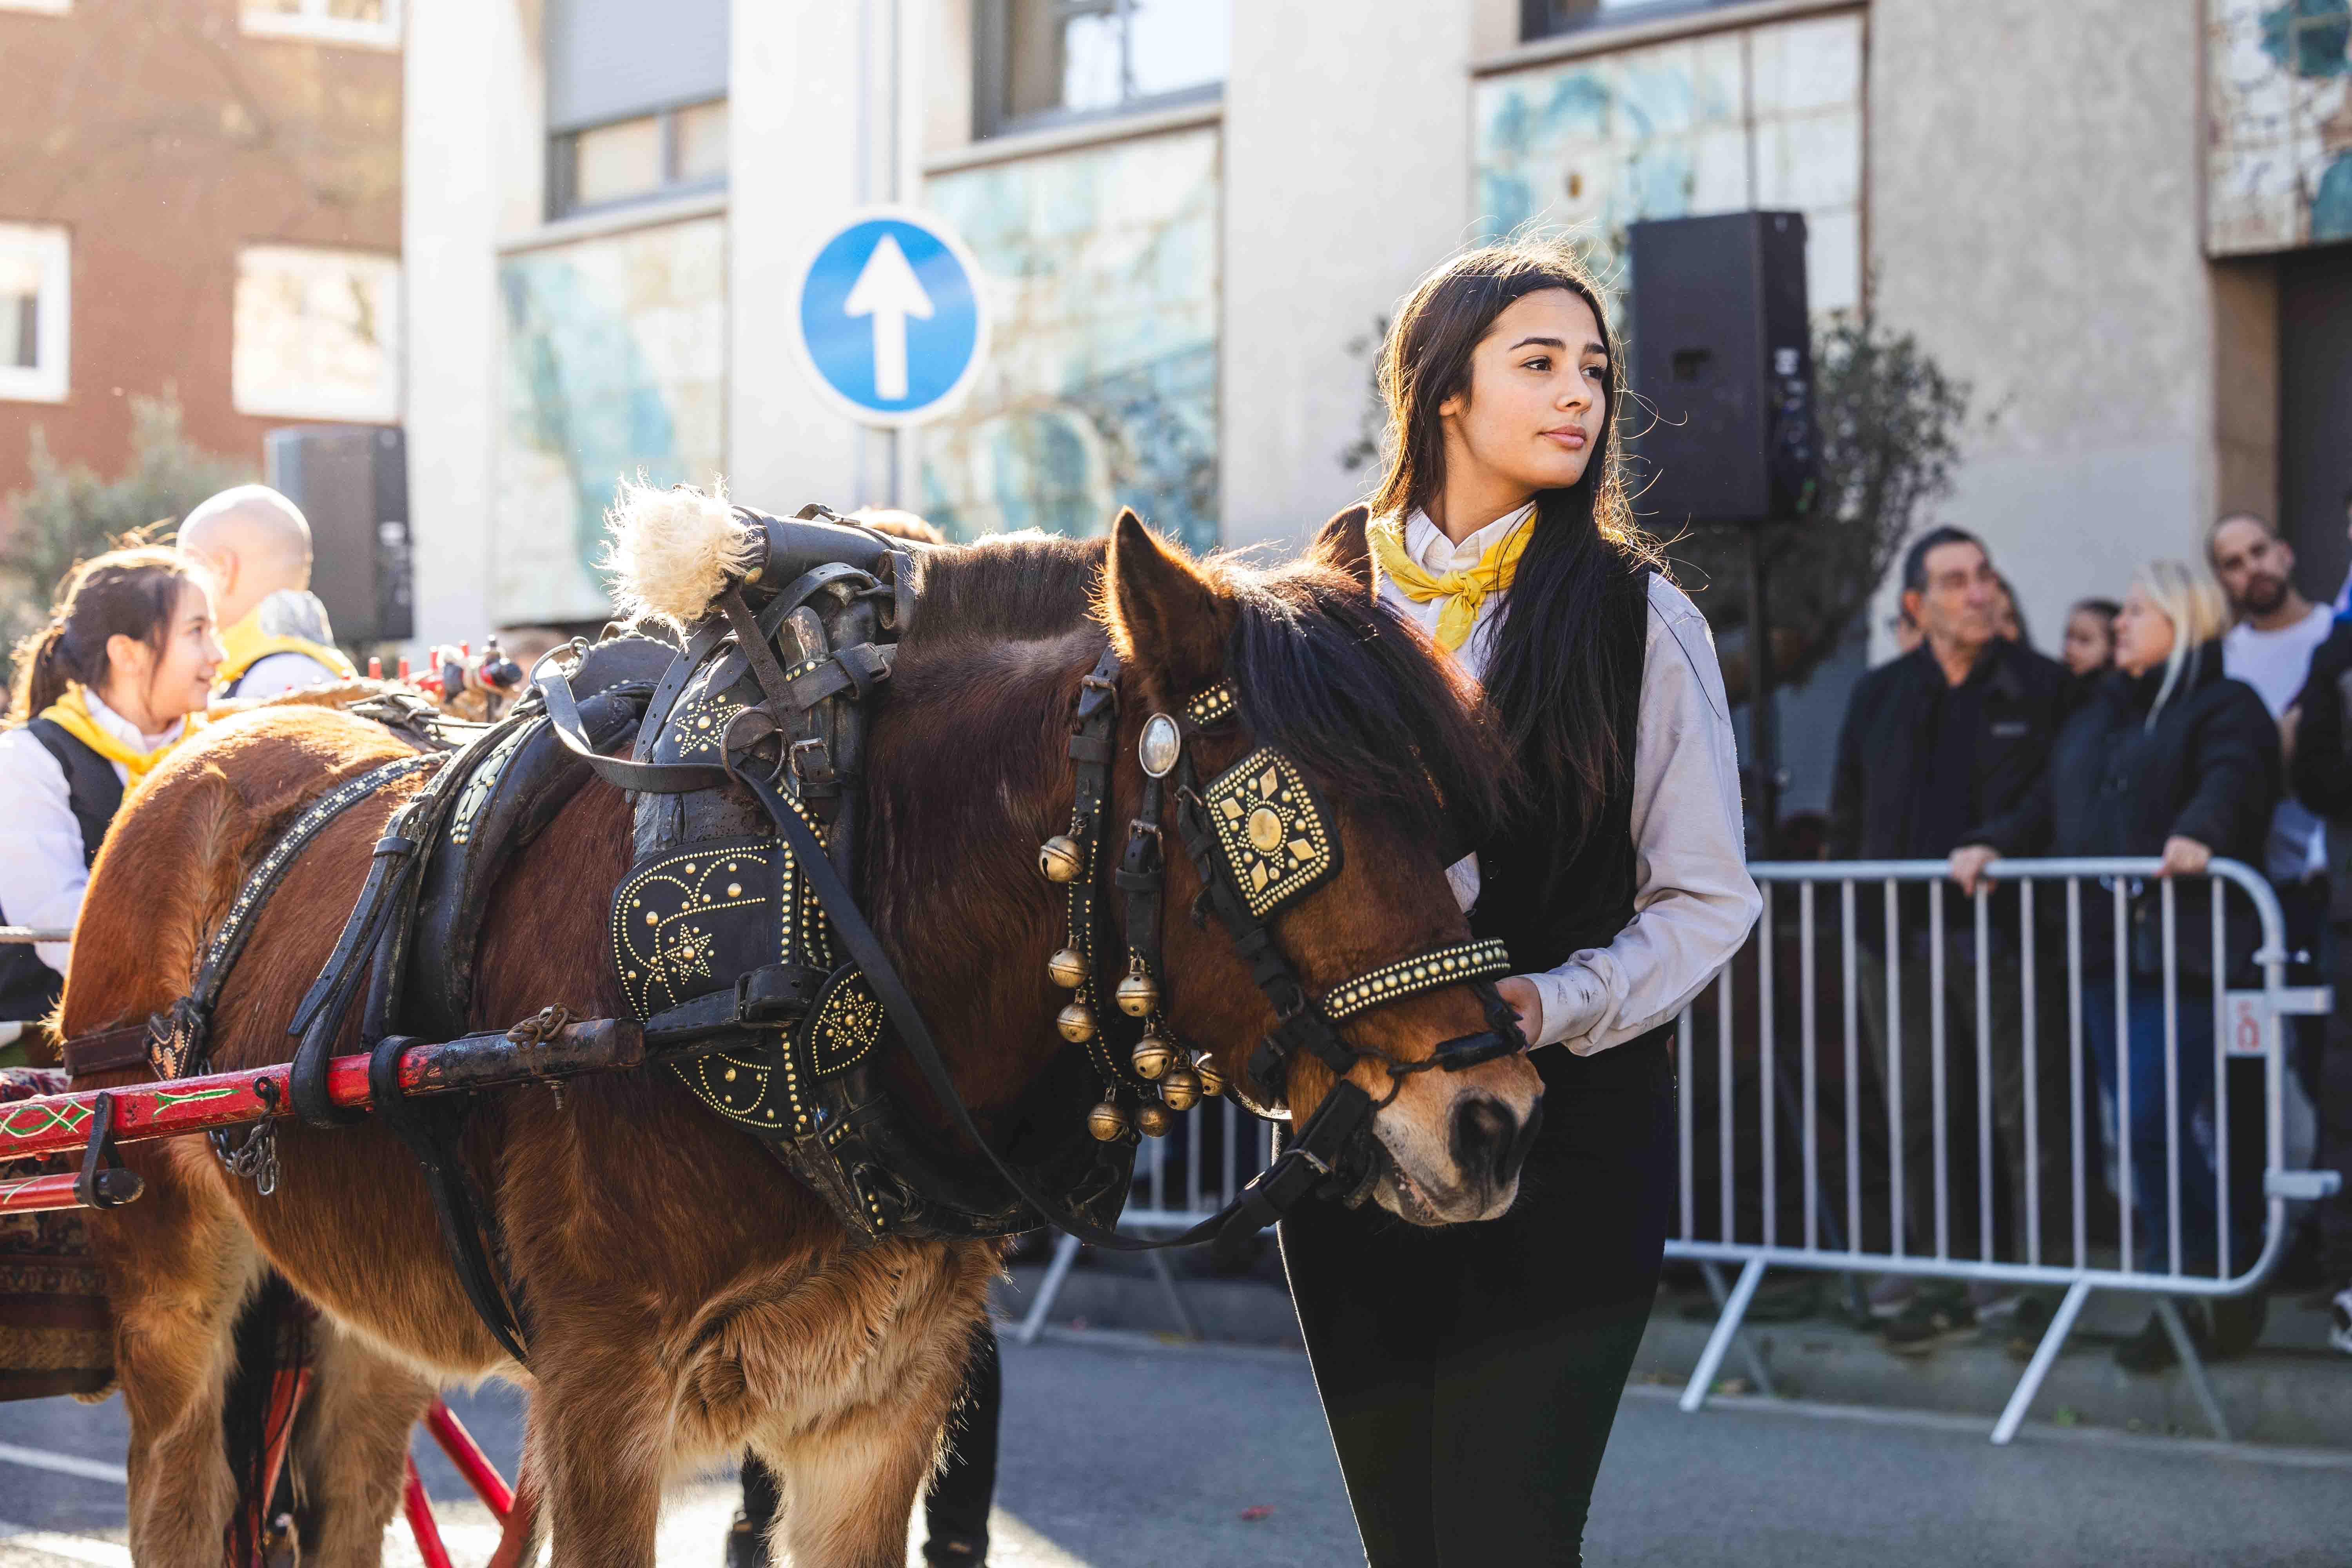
[1952,560,2277,1358]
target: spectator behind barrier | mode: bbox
[1953,559,2278,1370]
[2062,597,2119,681]
[1828,527,2078,1354]
[2283,612,2352,1357]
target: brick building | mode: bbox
[0,0,402,506]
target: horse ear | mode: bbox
[1307,504,1374,594]
[1105,508,1231,691]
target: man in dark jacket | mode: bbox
[1828,528,2078,1352]
[2285,617,2352,1358]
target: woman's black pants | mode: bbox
[1281,1034,1675,1567]
[739,1316,1000,1561]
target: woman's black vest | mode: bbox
[0,722,125,1024]
[1470,564,1654,989]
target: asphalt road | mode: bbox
[1,1332,2348,1567]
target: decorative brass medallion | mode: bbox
[1138,713,1181,777]
[1198,747,1341,918]
[805,967,887,1078]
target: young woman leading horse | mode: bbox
[64,511,1543,1568]
[1283,240,1762,1563]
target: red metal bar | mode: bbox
[403,1457,456,1568]
[424,1399,514,1518]
[0,1170,82,1213]
[0,1019,643,1173]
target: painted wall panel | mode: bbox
[917,127,1219,551]
[2207,0,2352,254]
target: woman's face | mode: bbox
[108,580,223,724]
[2062,607,2114,675]
[1437,288,1609,501]
[2112,588,2175,678]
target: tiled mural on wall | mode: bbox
[1473,13,1864,321]
[495,217,727,624]
[917,129,1219,553]
[2207,0,2352,253]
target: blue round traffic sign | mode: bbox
[793,208,988,427]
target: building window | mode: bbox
[0,224,69,405]
[240,0,401,49]
[232,246,401,422]
[1523,0,1747,41]
[975,0,1226,141]
[548,99,728,219]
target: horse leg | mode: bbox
[766,1373,965,1568]
[103,1148,265,1568]
[528,1347,669,1568]
[289,1320,434,1566]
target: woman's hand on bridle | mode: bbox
[1496,975,1543,1045]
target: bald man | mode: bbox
[179,485,358,700]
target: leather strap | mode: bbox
[735,763,1365,1251]
[62,1022,151,1079]
[539,663,729,794]
[368,1035,533,1365]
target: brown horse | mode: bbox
[63,514,1543,1568]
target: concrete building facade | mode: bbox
[400,0,2351,686]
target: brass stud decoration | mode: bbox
[1038,835,1083,883]
[1181,682,1237,728]
[1198,747,1341,918]
[1319,938,1514,1022]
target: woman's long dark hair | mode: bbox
[6,544,194,724]
[1369,239,1663,873]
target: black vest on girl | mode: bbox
[1470,561,1656,996]
[0,722,125,1023]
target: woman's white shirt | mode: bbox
[1381,507,1763,1055]
[0,692,183,975]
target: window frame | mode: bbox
[1520,0,1752,43]
[972,0,1224,143]
[545,97,730,223]
[230,244,403,424]
[0,223,71,406]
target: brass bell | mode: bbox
[1087,1102,1129,1142]
[1134,1102,1174,1138]
[1193,1053,1227,1100]
[1046,946,1088,989]
[1159,1067,1201,1112]
[1055,1002,1098,1043]
[1112,961,1160,1018]
[1038,835,1083,883]
[1130,1033,1176,1082]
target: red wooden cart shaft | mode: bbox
[0,1170,82,1213]
[0,1019,642,1171]
[402,1457,457,1568]
[425,1400,515,1518]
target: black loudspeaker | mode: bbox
[263,425,414,645]
[1628,212,1816,526]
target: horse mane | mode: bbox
[901,529,1513,850]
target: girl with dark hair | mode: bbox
[1283,240,1760,1563]
[0,545,221,1045]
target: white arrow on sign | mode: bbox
[843,233,934,401]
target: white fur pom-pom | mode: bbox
[599,477,756,631]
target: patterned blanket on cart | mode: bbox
[0,1068,112,1401]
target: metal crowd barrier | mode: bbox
[1672,857,2340,1444]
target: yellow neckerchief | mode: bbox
[214,610,357,694]
[35,684,203,784]
[1366,509,1536,652]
